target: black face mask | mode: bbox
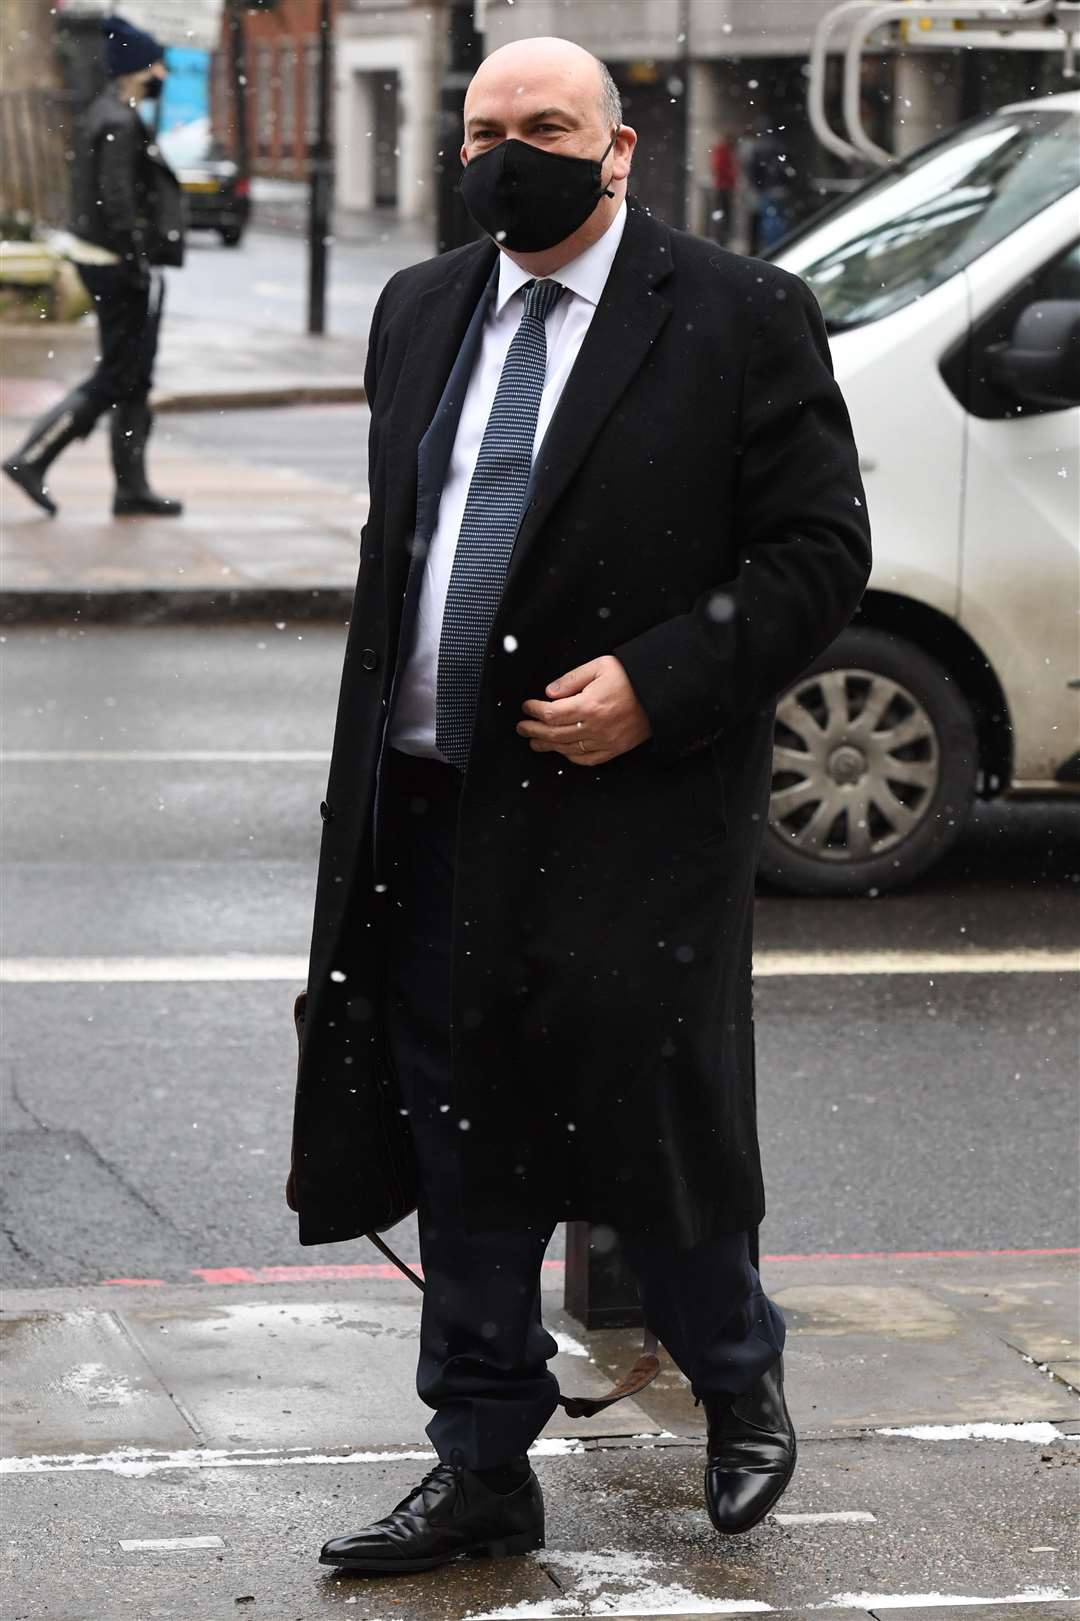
[141,75,164,101]
[459,135,616,253]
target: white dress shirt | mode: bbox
[389,201,628,760]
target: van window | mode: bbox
[775,108,1080,332]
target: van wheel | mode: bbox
[220,227,243,247]
[760,627,978,896]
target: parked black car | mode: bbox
[158,129,249,247]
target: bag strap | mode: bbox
[367,1231,661,1418]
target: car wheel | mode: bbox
[220,227,243,247]
[760,626,979,896]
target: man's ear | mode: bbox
[613,125,637,182]
[460,143,470,168]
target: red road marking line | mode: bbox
[761,1246,1080,1262]
[96,1246,1080,1288]
[193,1263,416,1284]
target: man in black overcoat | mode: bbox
[291,36,871,1576]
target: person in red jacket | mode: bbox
[709,130,738,245]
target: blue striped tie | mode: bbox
[435,276,566,771]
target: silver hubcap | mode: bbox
[770,668,940,862]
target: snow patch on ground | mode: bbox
[471,1549,774,1617]
[553,1331,591,1358]
[0,1444,439,1477]
[529,1437,585,1456]
[60,1362,141,1405]
[877,1422,1071,1444]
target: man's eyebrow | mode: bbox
[522,106,578,123]
[466,105,578,131]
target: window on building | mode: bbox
[280,46,297,163]
[255,43,275,161]
[304,40,320,150]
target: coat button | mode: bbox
[360,647,380,671]
[319,800,333,822]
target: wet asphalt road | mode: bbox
[158,401,372,491]
[2,618,1077,1288]
[166,220,428,339]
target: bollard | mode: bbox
[564,1222,762,1331]
[564,1221,642,1330]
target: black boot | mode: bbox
[702,1355,796,1534]
[110,400,183,516]
[319,1460,544,1574]
[2,387,99,515]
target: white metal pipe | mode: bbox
[808,0,884,163]
[809,0,1065,171]
[841,0,1061,165]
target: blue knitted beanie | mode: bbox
[103,14,165,79]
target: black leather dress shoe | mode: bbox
[702,1355,796,1534]
[319,1462,544,1574]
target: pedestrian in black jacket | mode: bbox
[3,14,184,517]
[291,36,871,1577]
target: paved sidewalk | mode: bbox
[0,317,367,417]
[2,1250,1077,1619]
[0,413,361,622]
[0,206,430,618]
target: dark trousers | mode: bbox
[76,263,163,411]
[381,749,785,1469]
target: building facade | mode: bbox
[478,0,1072,234]
[210,0,338,179]
[218,0,1073,228]
[333,0,439,214]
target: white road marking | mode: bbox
[2,948,1076,985]
[1,751,330,763]
[118,1536,224,1552]
[773,1510,876,1524]
[752,948,1078,977]
[878,1422,1073,1443]
[0,956,310,984]
[1,1437,583,1478]
[0,1444,440,1478]
[820,1592,1072,1610]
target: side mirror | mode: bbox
[987,299,1080,411]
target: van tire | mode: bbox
[760,626,979,896]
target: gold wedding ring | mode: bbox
[578,740,587,755]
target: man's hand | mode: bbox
[517,655,652,767]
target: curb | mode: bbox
[0,587,354,625]
[152,382,366,414]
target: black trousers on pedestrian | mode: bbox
[76,263,164,412]
[380,748,785,1470]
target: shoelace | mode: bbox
[414,1460,467,1514]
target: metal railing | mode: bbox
[809,0,1080,167]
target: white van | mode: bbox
[763,91,1080,895]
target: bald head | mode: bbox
[465,37,620,136]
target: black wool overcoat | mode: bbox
[290,203,871,1248]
